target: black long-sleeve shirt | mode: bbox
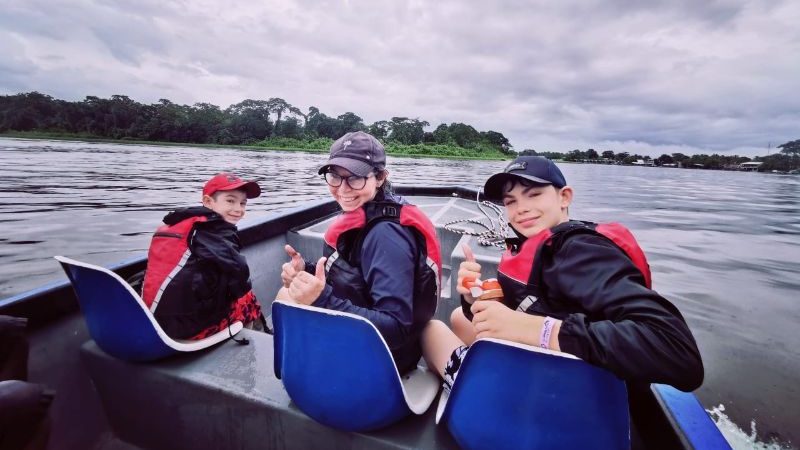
[550,233,703,391]
[464,232,704,392]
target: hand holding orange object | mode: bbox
[456,245,482,302]
[478,278,504,301]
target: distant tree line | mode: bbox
[0,92,513,154]
[520,145,799,172]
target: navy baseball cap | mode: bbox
[318,131,386,177]
[484,156,567,201]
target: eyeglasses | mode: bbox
[323,171,373,190]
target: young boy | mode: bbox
[141,172,265,340]
[422,156,703,396]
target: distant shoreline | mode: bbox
[0,132,509,161]
[555,158,799,174]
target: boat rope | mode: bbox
[443,190,509,249]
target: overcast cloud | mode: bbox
[2,0,798,156]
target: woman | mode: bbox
[278,131,441,374]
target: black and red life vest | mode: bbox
[497,221,652,314]
[323,199,441,371]
[142,215,207,310]
[323,200,442,307]
[141,207,254,339]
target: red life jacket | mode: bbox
[142,216,208,311]
[142,208,259,340]
[497,221,652,313]
[323,200,442,372]
[324,201,442,297]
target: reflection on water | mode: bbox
[1,138,798,448]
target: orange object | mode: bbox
[481,279,502,291]
[462,277,476,289]
[479,278,504,301]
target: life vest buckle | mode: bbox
[382,206,399,218]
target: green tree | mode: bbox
[184,102,224,143]
[757,153,800,171]
[224,99,272,144]
[368,120,392,141]
[539,151,565,160]
[288,105,306,129]
[266,98,291,135]
[275,116,303,138]
[671,153,689,164]
[481,130,512,153]
[778,139,800,154]
[601,150,615,159]
[388,117,429,145]
[337,112,365,134]
[447,122,480,148]
[432,123,450,144]
[564,149,584,161]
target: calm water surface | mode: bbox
[1,138,798,448]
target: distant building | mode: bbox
[738,162,763,171]
[631,159,655,166]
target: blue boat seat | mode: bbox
[435,338,630,450]
[651,384,732,449]
[272,300,439,432]
[54,255,243,362]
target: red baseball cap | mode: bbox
[202,173,261,198]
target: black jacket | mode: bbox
[464,229,703,392]
[150,207,252,339]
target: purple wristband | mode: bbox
[539,317,556,349]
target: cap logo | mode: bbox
[342,140,352,152]
[505,161,527,173]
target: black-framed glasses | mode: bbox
[323,171,373,190]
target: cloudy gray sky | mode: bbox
[2,0,798,156]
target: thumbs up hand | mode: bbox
[289,257,327,305]
[456,244,483,303]
[281,244,306,288]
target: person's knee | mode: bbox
[450,307,466,328]
[450,307,476,345]
[422,319,448,339]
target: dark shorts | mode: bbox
[442,345,469,393]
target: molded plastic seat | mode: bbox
[272,300,439,431]
[55,255,242,362]
[436,338,630,450]
[651,384,732,449]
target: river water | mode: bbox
[1,138,798,448]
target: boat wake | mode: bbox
[708,404,795,450]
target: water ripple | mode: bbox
[1,138,799,446]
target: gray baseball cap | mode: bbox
[318,131,386,177]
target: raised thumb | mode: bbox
[291,251,303,266]
[315,257,327,280]
[462,244,476,263]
